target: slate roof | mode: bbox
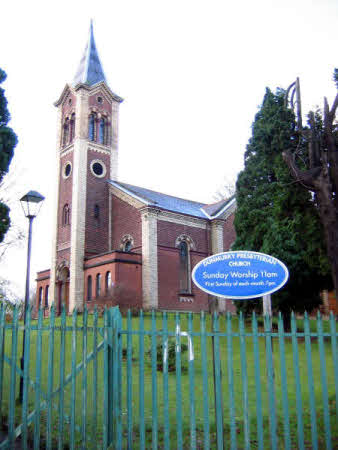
[108,180,235,220]
[73,20,106,87]
[201,195,236,219]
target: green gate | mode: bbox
[0,305,337,449]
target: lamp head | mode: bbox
[20,190,45,218]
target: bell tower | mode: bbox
[49,22,123,312]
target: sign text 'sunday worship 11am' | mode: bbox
[192,251,289,300]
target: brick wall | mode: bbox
[57,249,71,266]
[85,150,111,256]
[84,251,142,312]
[61,91,76,119]
[157,220,208,253]
[36,270,51,311]
[57,152,74,247]
[158,247,209,311]
[110,195,142,252]
[157,220,210,311]
[88,91,112,115]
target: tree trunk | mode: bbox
[316,188,338,303]
[283,82,338,311]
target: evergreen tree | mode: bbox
[0,68,17,242]
[234,88,331,318]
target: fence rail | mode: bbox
[0,305,336,449]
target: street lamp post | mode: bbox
[19,190,45,403]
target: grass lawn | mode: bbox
[0,311,337,449]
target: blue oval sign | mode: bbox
[192,251,289,299]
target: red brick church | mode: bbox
[36,23,236,314]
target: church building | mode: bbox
[36,23,236,314]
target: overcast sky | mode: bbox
[1,0,337,297]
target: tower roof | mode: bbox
[73,20,107,87]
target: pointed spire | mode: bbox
[73,20,107,87]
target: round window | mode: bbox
[93,162,103,176]
[90,160,106,178]
[63,162,72,179]
[97,96,103,104]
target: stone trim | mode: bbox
[211,220,224,254]
[84,249,141,261]
[141,208,159,309]
[62,161,72,179]
[175,234,196,251]
[54,84,73,107]
[179,296,194,303]
[108,184,146,209]
[68,89,90,312]
[58,241,71,251]
[90,159,107,178]
[157,210,207,229]
[175,234,194,294]
[214,199,236,220]
[56,260,70,281]
[120,234,135,251]
[110,101,120,181]
[75,82,123,104]
[88,143,111,155]
[36,275,50,282]
[60,144,74,156]
[210,220,229,313]
[55,82,123,108]
[84,258,141,270]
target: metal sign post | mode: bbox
[263,294,272,318]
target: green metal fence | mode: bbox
[0,304,337,449]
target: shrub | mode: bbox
[147,336,188,372]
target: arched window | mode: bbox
[96,273,101,297]
[105,271,112,295]
[89,113,96,141]
[69,113,75,142]
[99,117,105,144]
[62,204,70,226]
[121,235,134,252]
[38,287,43,307]
[63,118,69,146]
[123,240,132,252]
[179,241,190,293]
[87,276,92,301]
[175,235,195,294]
[45,285,49,307]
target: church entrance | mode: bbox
[57,266,70,315]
